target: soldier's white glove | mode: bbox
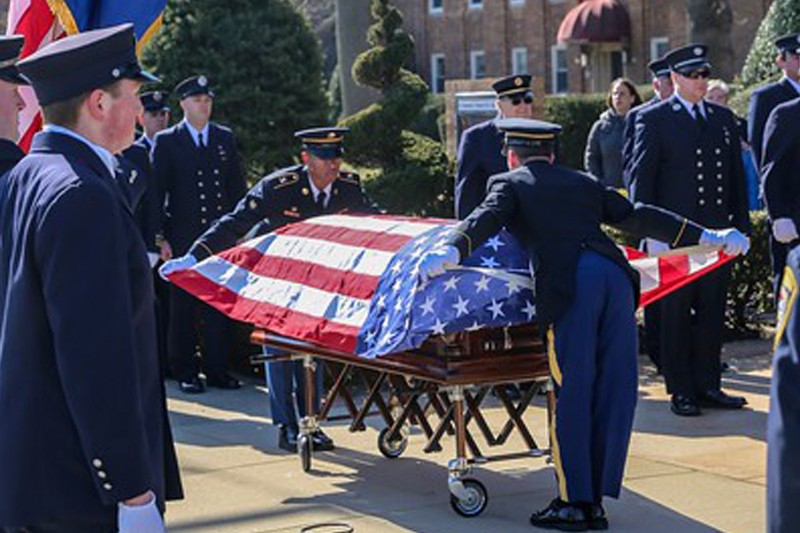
[773,218,799,244]
[418,245,460,282]
[158,253,197,281]
[117,492,165,533]
[699,229,725,249]
[720,228,750,256]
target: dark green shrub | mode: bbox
[727,210,773,336]
[741,0,800,87]
[543,94,607,170]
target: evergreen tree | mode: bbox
[741,0,800,87]
[142,0,328,178]
[339,0,451,216]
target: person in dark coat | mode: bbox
[152,74,247,393]
[160,127,377,453]
[629,44,751,417]
[419,117,748,532]
[768,245,800,533]
[584,77,641,189]
[748,33,800,171]
[0,24,182,533]
[455,74,533,220]
[0,36,28,174]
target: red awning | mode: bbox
[557,0,631,44]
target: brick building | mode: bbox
[393,0,771,94]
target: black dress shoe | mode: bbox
[670,395,701,417]
[699,389,747,409]
[311,429,335,451]
[585,503,608,530]
[529,498,589,531]
[206,373,242,390]
[178,376,205,394]
[278,425,298,452]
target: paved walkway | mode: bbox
[164,338,771,532]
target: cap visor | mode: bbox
[0,70,30,85]
[307,146,342,159]
[133,69,160,83]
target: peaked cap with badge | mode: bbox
[175,74,214,100]
[774,33,800,55]
[647,57,671,79]
[141,90,170,112]
[664,43,710,74]
[0,35,28,85]
[497,118,561,149]
[491,74,533,98]
[295,126,349,159]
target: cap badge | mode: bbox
[198,75,208,87]
[693,47,703,56]
[514,77,523,87]
[154,92,163,102]
[672,103,682,111]
[111,68,121,78]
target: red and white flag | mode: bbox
[169,214,736,357]
[7,0,66,151]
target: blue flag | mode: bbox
[50,0,166,46]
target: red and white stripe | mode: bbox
[7,0,65,152]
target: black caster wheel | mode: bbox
[298,434,312,472]
[449,478,488,517]
[377,427,408,458]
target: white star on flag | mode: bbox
[486,235,505,251]
[522,300,536,321]
[453,296,470,316]
[488,299,505,319]
[443,276,459,291]
[474,275,490,292]
[432,318,447,335]
[420,296,436,315]
[480,255,501,268]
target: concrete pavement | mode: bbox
[164,338,771,532]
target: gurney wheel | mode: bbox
[298,434,312,472]
[449,478,488,517]
[377,427,408,459]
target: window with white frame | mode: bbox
[512,47,528,75]
[431,53,445,93]
[510,0,525,6]
[470,50,486,79]
[469,0,483,9]
[650,37,669,61]
[551,44,568,94]
[429,0,443,14]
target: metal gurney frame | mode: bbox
[251,323,553,517]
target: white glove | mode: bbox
[719,228,750,256]
[117,492,165,533]
[773,218,799,244]
[699,229,725,249]
[146,252,160,269]
[158,253,197,281]
[418,245,460,282]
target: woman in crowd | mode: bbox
[584,77,642,189]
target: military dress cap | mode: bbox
[647,57,671,78]
[496,118,562,148]
[492,74,533,98]
[295,126,349,159]
[175,75,214,100]
[17,24,157,106]
[0,35,28,85]
[140,90,170,112]
[664,44,710,74]
[774,33,800,54]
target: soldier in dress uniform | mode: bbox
[0,24,182,533]
[750,35,800,303]
[455,73,533,220]
[152,74,247,393]
[768,245,800,533]
[419,118,748,531]
[748,34,800,170]
[137,90,170,153]
[161,127,377,452]
[0,35,28,174]
[630,44,751,417]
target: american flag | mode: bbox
[168,214,735,358]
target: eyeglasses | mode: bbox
[146,110,169,117]
[681,69,711,80]
[504,93,534,106]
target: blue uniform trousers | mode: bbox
[264,348,323,431]
[548,251,638,503]
[768,249,800,533]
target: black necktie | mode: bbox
[316,191,327,212]
[693,104,707,130]
[197,132,205,149]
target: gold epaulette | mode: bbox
[338,172,361,185]
[272,172,300,190]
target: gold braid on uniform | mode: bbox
[451,229,473,257]
[671,218,688,248]
[197,241,214,259]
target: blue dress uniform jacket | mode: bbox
[768,245,800,533]
[630,96,750,233]
[621,96,659,189]
[0,138,24,175]
[152,121,247,255]
[455,118,506,220]
[446,161,703,504]
[748,78,798,168]
[0,131,182,527]
[191,164,377,259]
[118,138,160,254]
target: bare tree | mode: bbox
[685,0,735,81]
